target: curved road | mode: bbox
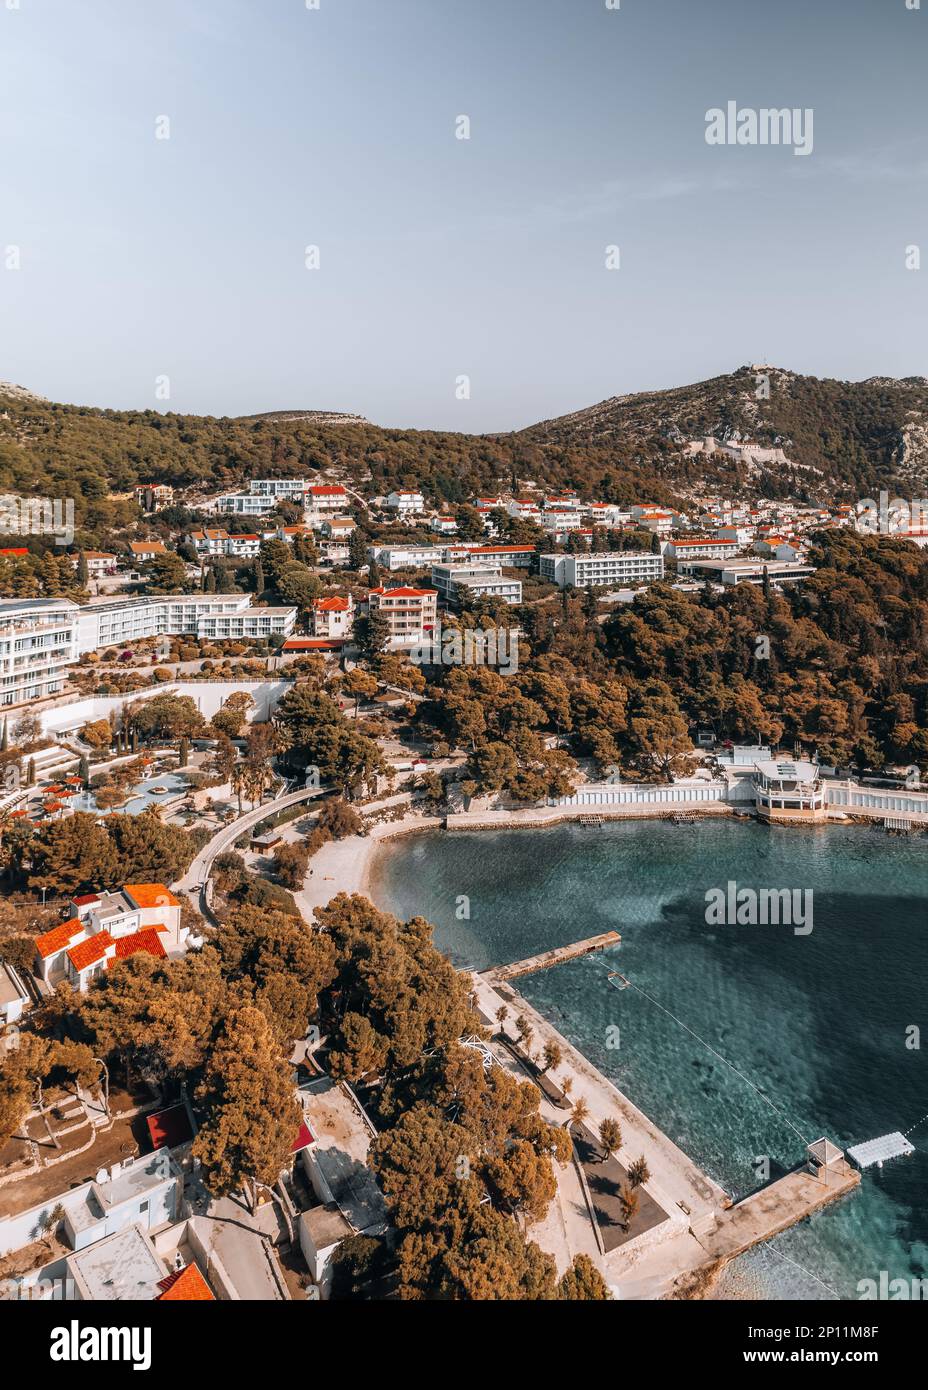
[176,785,326,920]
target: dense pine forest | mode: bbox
[3,365,928,524]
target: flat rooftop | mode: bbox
[0,598,79,614]
[300,1078,387,1235]
[68,1223,165,1301]
[0,960,28,1008]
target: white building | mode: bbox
[674,558,815,588]
[384,490,426,515]
[539,551,664,589]
[214,479,309,515]
[311,594,354,638]
[73,551,118,578]
[666,538,741,562]
[455,544,536,569]
[507,498,542,521]
[430,563,522,608]
[368,543,445,571]
[189,529,261,560]
[305,484,349,516]
[0,958,29,1030]
[753,537,801,562]
[753,758,826,823]
[33,884,187,992]
[76,594,296,653]
[0,598,80,707]
[367,586,438,645]
[0,1149,183,1260]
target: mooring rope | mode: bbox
[623,978,811,1145]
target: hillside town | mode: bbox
[2,432,928,1311]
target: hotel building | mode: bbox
[539,551,664,589]
[77,594,296,653]
[0,598,80,707]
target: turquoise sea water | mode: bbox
[371,819,928,1300]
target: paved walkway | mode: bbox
[175,785,325,916]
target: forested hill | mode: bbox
[2,365,927,518]
[519,366,928,500]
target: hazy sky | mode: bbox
[1,0,926,430]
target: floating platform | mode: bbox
[485,931,621,983]
[847,1133,915,1169]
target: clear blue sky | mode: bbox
[1,0,926,430]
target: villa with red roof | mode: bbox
[311,593,354,639]
[33,883,186,991]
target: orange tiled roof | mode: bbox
[157,1264,214,1302]
[314,596,350,611]
[371,587,435,598]
[124,883,180,909]
[67,930,115,972]
[35,918,85,960]
[282,638,345,651]
[113,928,167,962]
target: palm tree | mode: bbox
[230,763,247,813]
[566,1096,589,1131]
[627,1155,651,1188]
[598,1117,622,1163]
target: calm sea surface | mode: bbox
[371,819,928,1299]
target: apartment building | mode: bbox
[306,484,350,515]
[384,490,426,515]
[368,543,445,571]
[666,537,741,562]
[135,485,175,511]
[188,529,261,560]
[76,594,296,653]
[0,598,80,706]
[367,586,437,646]
[507,498,542,521]
[539,551,665,589]
[214,478,309,515]
[458,544,536,569]
[249,478,308,501]
[430,563,522,608]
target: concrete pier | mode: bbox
[484,930,621,983]
[690,1158,860,1265]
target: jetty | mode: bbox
[691,1153,860,1266]
[484,930,621,983]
